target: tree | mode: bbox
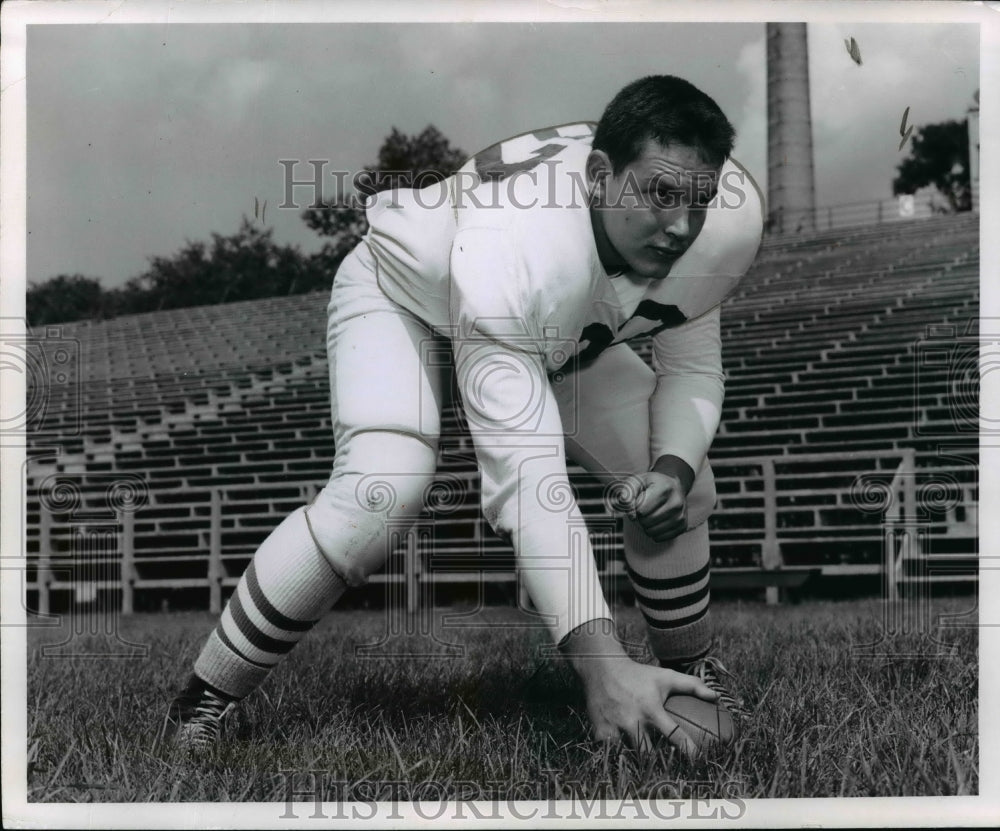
[893,119,972,213]
[27,274,106,326]
[371,125,467,190]
[302,125,466,270]
[301,201,370,268]
[27,219,334,325]
[129,217,332,311]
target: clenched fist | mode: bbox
[622,471,689,542]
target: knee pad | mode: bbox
[304,430,437,587]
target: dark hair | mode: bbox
[593,75,736,172]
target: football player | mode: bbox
[164,75,763,755]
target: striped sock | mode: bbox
[193,507,347,699]
[623,520,712,665]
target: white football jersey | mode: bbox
[365,122,761,371]
[359,124,763,642]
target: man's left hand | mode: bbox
[624,471,688,541]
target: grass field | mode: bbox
[24,596,978,803]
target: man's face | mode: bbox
[589,139,720,279]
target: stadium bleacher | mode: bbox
[25,211,979,610]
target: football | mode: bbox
[663,695,734,750]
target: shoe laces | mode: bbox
[682,656,748,718]
[171,688,231,749]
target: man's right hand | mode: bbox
[560,619,719,755]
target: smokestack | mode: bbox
[767,23,817,234]
[969,89,980,211]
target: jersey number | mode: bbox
[471,125,595,182]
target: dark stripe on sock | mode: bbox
[246,561,316,633]
[191,672,241,702]
[216,625,271,670]
[626,560,710,592]
[640,604,709,631]
[229,591,298,656]
[634,580,710,612]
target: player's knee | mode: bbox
[346,430,438,516]
[306,430,438,586]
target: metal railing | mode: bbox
[711,450,919,603]
[766,193,973,236]
[27,448,977,615]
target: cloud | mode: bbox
[205,58,278,126]
[807,22,978,205]
[809,24,911,146]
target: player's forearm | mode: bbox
[649,374,723,473]
[648,305,725,472]
[454,357,613,642]
[507,509,613,644]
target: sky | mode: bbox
[26,19,979,289]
